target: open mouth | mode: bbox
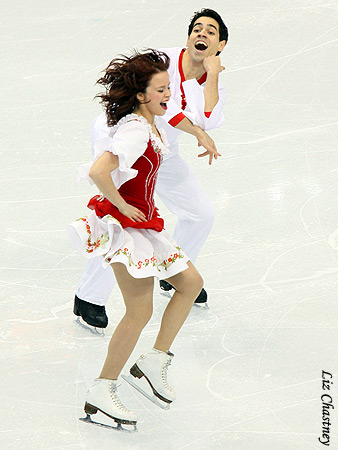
[195,41,208,51]
[160,102,167,110]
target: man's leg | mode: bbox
[74,256,116,328]
[76,257,116,305]
[155,155,215,303]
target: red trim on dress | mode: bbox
[204,111,212,118]
[168,112,186,127]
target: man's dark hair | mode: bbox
[188,8,228,43]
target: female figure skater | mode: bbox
[68,49,203,430]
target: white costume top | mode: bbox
[90,47,225,160]
[78,115,168,186]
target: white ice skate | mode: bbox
[122,348,175,410]
[80,378,137,432]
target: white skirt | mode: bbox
[67,211,189,280]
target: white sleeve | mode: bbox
[90,112,110,158]
[182,79,225,130]
[203,86,225,130]
[78,120,149,189]
[164,98,186,125]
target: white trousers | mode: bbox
[76,154,215,306]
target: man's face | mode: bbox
[186,16,226,62]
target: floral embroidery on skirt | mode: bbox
[67,211,189,280]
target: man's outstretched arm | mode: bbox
[174,116,221,165]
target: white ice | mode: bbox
[1,0,338,449]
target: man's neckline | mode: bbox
[179,48,207,84]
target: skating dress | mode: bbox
[67,114,189,279]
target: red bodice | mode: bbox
[88,139,164,232]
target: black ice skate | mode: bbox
[159,280,173,298]
[73,295,108,336]
[159,281,208,308]
[193,288,208,308]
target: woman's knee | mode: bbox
[193,271,204,294]
[172,266,203,296]
[124,303,153,328]
[186,270,203,297]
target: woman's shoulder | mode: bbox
[111,114,150,140]
[112,114,170,157]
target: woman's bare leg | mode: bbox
[154,262,203,352]
[99,263,154,380]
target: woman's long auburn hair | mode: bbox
[96,49,170,126]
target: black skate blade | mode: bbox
[121,374,170,410]
[80,414,137,433]
[73,317,105,336]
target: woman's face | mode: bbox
[137,71,171,117]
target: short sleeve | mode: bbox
[78,119,149,189]
[90,113,110,158]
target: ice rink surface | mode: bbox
[1,0,338,449]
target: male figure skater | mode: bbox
[73,8,228,330]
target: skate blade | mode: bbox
[80,414,137,433]
[193,302,209,310]
[121,374,170,410]
[159,290,172,299]
[73,317,105,337]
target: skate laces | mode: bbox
[109,382,130,412]
[162,358,173,391]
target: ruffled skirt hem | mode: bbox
[67,211,189,280]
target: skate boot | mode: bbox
[124,348,176,408]
[159,280,174,298]
[159,280,174,292]
[193,288,208,308]
[73,295,108,334]
[81,378,137,431]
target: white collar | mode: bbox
[111,113,170,156]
